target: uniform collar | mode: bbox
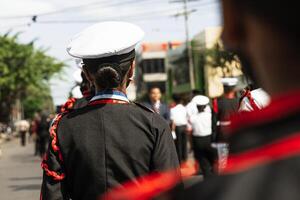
[228,90,300,134]
[90,90,129,103]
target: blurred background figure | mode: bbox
[30,113,40,156]
[238,85,270,112]
[170,94,188,163]
[73,71,96,109]
[186,90,203,118]
[15,119,30,146]
[214,77,239,141]
[70,68,84,99]
[37,113,51,157]
[189,95,216,178]
[144,87,170,122]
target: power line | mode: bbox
[0,1,109,20]
[36,7,183,24]
[0,23,31,30]
[0,0,157,20]
[0,0,217,30]
[34,1,216,24]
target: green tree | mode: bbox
[205,40,241,77]
[0,33,65,122]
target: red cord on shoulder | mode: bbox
[41,98,76,180]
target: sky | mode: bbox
[0,0,221,105]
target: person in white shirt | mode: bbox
[189,95,216,178]
[15,120,30,146]
[238,87,270,112]
[170,94,188,163]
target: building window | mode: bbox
[141,59,165,74]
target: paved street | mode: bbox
[0,137,42,200]
[0,137,203,199]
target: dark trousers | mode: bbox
[35,137,40,156]
[39,136,48,157]
[20,131,26,146]
[175,125,187,163]
[192,135,216,178]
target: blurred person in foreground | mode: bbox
[144,87,170,122]
[170,94,188,163]
[175,0,300,199]
[40,21,180,200]
[102,0,300,199]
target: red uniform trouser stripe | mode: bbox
[222,132,300,174]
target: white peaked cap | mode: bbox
[221,77,238,86]
[192,95,210,106]
[67,21,145,59]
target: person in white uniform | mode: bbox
[239,87,270,112]
[189,95,216,178]
[170,94,188,163]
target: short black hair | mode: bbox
[192,90,201,96]
[82,50,135,90]
[172,94,182,104]
[149,86,161,93]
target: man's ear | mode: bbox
[128,61,135,80]
[221,0,245,51]
[82,67,94,86]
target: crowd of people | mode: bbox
[0,112,56,159]
[142,81,270,179]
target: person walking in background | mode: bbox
[16,119,30,146]
[186,90,203,118]
[144,87,170,122]
[214,78,239,141]
[170,94,188,163]
[30,114,39,156]
[189,95,216,178]
[37,114,50,157]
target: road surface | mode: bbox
[0,137,203,200]
[0,137,42,200]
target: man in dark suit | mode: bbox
[143,87,170,122]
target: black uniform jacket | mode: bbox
[41,102,179,200]
[174,92,300,200]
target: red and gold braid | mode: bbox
[41,97,76,180]
[41,162,65,181]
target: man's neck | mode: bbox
[95,85,127,95]
[152,100,160,105]
[224,92,235,99]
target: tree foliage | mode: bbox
[0,33,65,122]
[205,40,241,76]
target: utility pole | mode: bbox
[171,0,198,89]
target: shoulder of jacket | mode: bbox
[132,101,155,113]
